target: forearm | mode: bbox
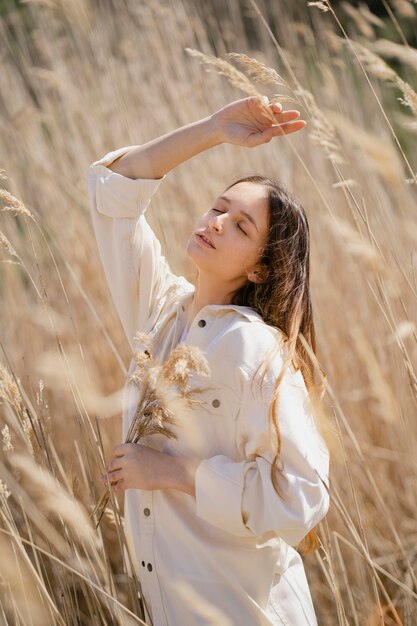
[107,115,222,180]
[164,454,199,497]
[104,96,307,179]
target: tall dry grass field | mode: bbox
[0,0,416,624]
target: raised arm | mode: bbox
[106,96,306,180]
[88,96,306,352]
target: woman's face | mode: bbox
[186,182,270,286]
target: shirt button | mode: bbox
[147,563,153,572]
[212,398,221,408]
[141,561,145,567]
[181,305,185,312]
[198,319,206,327]
[143,508,151,517]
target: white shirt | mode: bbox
[87,145,330,626]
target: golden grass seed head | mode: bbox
[0,364,25,420]
[133,331,153,357]
[0,478,11,500]
[0,189,34,220]
[225,52,287,88]
[0,232,18,258]
[307,1,332,13]
[395,76,417,116]
[1,425,13,453]
[185,47,261,98]
[133,351,152,370]
[162,344,210,388]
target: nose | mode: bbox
[208,214,223,234]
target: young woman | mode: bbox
[88,95,330,626]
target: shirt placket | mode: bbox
[139,490,168,626]
[138,304,213,626]
[182,307,213,348]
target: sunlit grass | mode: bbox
[0,0,416,623]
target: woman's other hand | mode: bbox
[211,95,306,148]
[100,443,199,495]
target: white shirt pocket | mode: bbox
[175,373,241,461]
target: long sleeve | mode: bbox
[87,146,192,353]
[194,360,330,547]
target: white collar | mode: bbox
[177,291,264,324]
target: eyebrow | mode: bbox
[218,195,259,232]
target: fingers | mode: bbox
[113,444,127,457]
[102,475,126,492]
[104,443,138,479]
[247,96,279,124]
[273,109,302,123]
[267,115,307,135]
[255,119,306,145]
[269,101,282,112]
[249,96,304,122]
[98,443,133,487]
[277,120,307,134]
[101,468,124,484]
[111,480,125,492]
[265,106,306,133]
[107,457,123,472]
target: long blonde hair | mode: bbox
[226,175,328,555]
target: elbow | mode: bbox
[242,461,331,544]
[242,460,331,543]
[279,479,330,546]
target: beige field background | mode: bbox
[1,0,416,624]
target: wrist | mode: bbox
[201,114,224,148]
[166,454,199,496]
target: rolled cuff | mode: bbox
[194,455,255,537]
[194,454,330,545]
[88,146,166,219]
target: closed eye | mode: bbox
[210,208,248,236]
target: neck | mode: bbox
[186,272,241,328]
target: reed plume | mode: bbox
[185,47,260,97]
[0,188,34,220]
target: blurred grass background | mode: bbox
[0,0,416,624]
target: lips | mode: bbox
[195,232,215,249]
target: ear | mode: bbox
[247,265,269,284]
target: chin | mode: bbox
[186,245,216,276]
[186,240,206,262]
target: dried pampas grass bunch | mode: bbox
[92,332,210,527]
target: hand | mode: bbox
[101,443,199,495]
[211,95,306,148]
